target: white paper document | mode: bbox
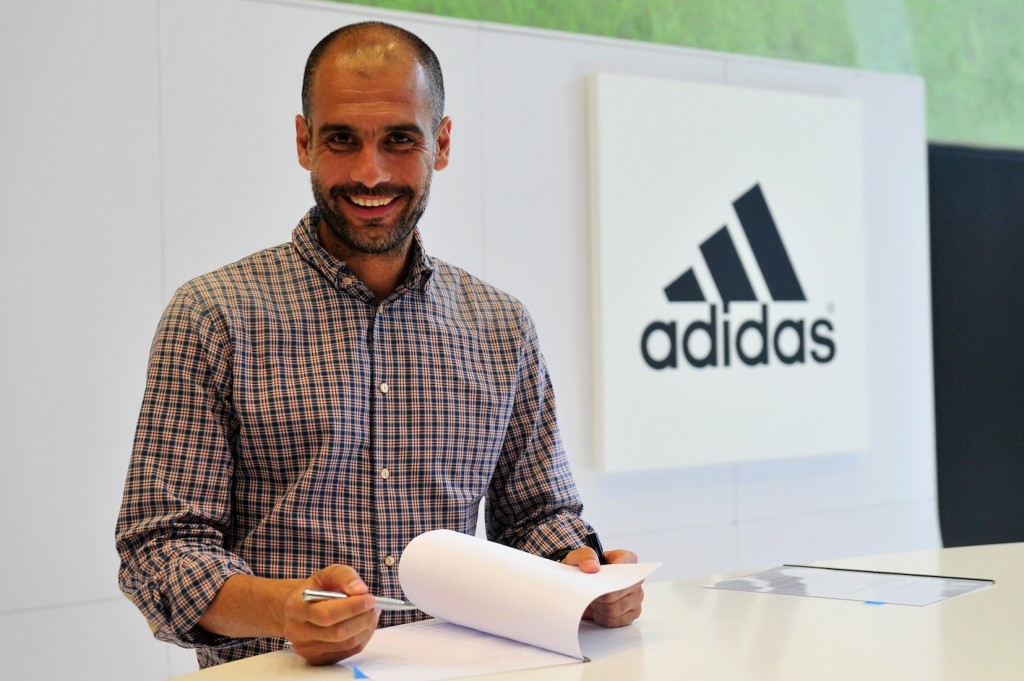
[705,564,994,606]
[342,529,660,681]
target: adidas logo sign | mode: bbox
[641,184,836,369]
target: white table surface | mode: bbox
[168,542,1022,680]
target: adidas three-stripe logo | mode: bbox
[664,184,805,303]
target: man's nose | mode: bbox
[350,146,391,187]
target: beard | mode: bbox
[311,174,432,256]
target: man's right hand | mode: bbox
[198,565,380,666]
[284,565,381,665]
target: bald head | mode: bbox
[301,22,445,131]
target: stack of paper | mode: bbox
[343,529,660,681]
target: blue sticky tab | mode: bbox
[352,665,370,679]
[864,600,887,606]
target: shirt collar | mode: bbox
[292,206,436,298]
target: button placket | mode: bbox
[375,305,390,396]
[371,302,398,577]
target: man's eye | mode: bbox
[327,134,354,146]
[389,133,415,146]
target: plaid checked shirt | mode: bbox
[115,208,592,667]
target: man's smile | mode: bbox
[348,195,398,208]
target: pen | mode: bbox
[585,531,609,565]
[301,588,419,612]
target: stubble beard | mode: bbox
[311,174,432,256]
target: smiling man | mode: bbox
[116,22,644,669]
[298,27,449,297]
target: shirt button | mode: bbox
[342,276,354,285]
[380,467,390,480]
[377,304,385,315]
[384,555,396,567]
[379,382,389,394]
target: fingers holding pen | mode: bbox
[284,564,381,666]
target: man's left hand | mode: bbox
[561,547,644,627]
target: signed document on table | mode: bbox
[342,529,660,681]
[706,564,993,606]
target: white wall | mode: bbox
[0,1,938,679]
[0,0,197,678]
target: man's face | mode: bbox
[295,46,451,258]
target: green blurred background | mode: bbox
[330,0,1023,150]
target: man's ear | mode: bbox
[433,116,452,171]
[295,114,312,170]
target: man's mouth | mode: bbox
[349,195,397,208]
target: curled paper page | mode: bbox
[399,529,660,659]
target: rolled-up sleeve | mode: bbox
[485,307,592,557]
[115,287,252,648]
